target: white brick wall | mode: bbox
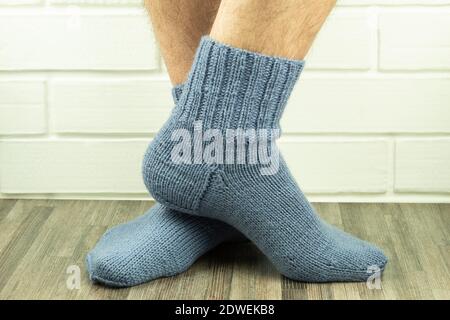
[0,0,449,203]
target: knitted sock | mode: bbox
[143,37,387,282]
[86,85,241,287]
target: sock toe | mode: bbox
[323,223,388,277]
[281,224,388,283]
[86,252,132,287]
[326,235,388,282]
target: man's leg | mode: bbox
[86,0,242,288]
[210,0,335,60]
[144,0,388,282]
[144,0,220,85]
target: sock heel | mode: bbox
[142,134,216,214]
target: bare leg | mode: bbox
[210,0,336,60]
[144,0,221,85]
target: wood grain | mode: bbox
[0,200,448,300]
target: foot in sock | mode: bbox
[86,85,242,288]
[87,203,239,287]
[143,37,388,282]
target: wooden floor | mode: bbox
[0,200,448,300]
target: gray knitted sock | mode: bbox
[143,37,387,282]
[86,84,242,287]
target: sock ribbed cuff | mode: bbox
[178,37,305,130]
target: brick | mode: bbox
[395,139,450,192]
[0,82,46,134]
[0,14,157,70]
[0,140,148,193]
[306,10,371,70]
[280,139,388,193]
[380,12,450,70]
[283,78,450,133]
[0,0,42,4]
[50,80,172,133]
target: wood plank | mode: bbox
[228,242,282,300]
[0,199,17,221]
[0,200,448,300]
[0,202,53,295]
